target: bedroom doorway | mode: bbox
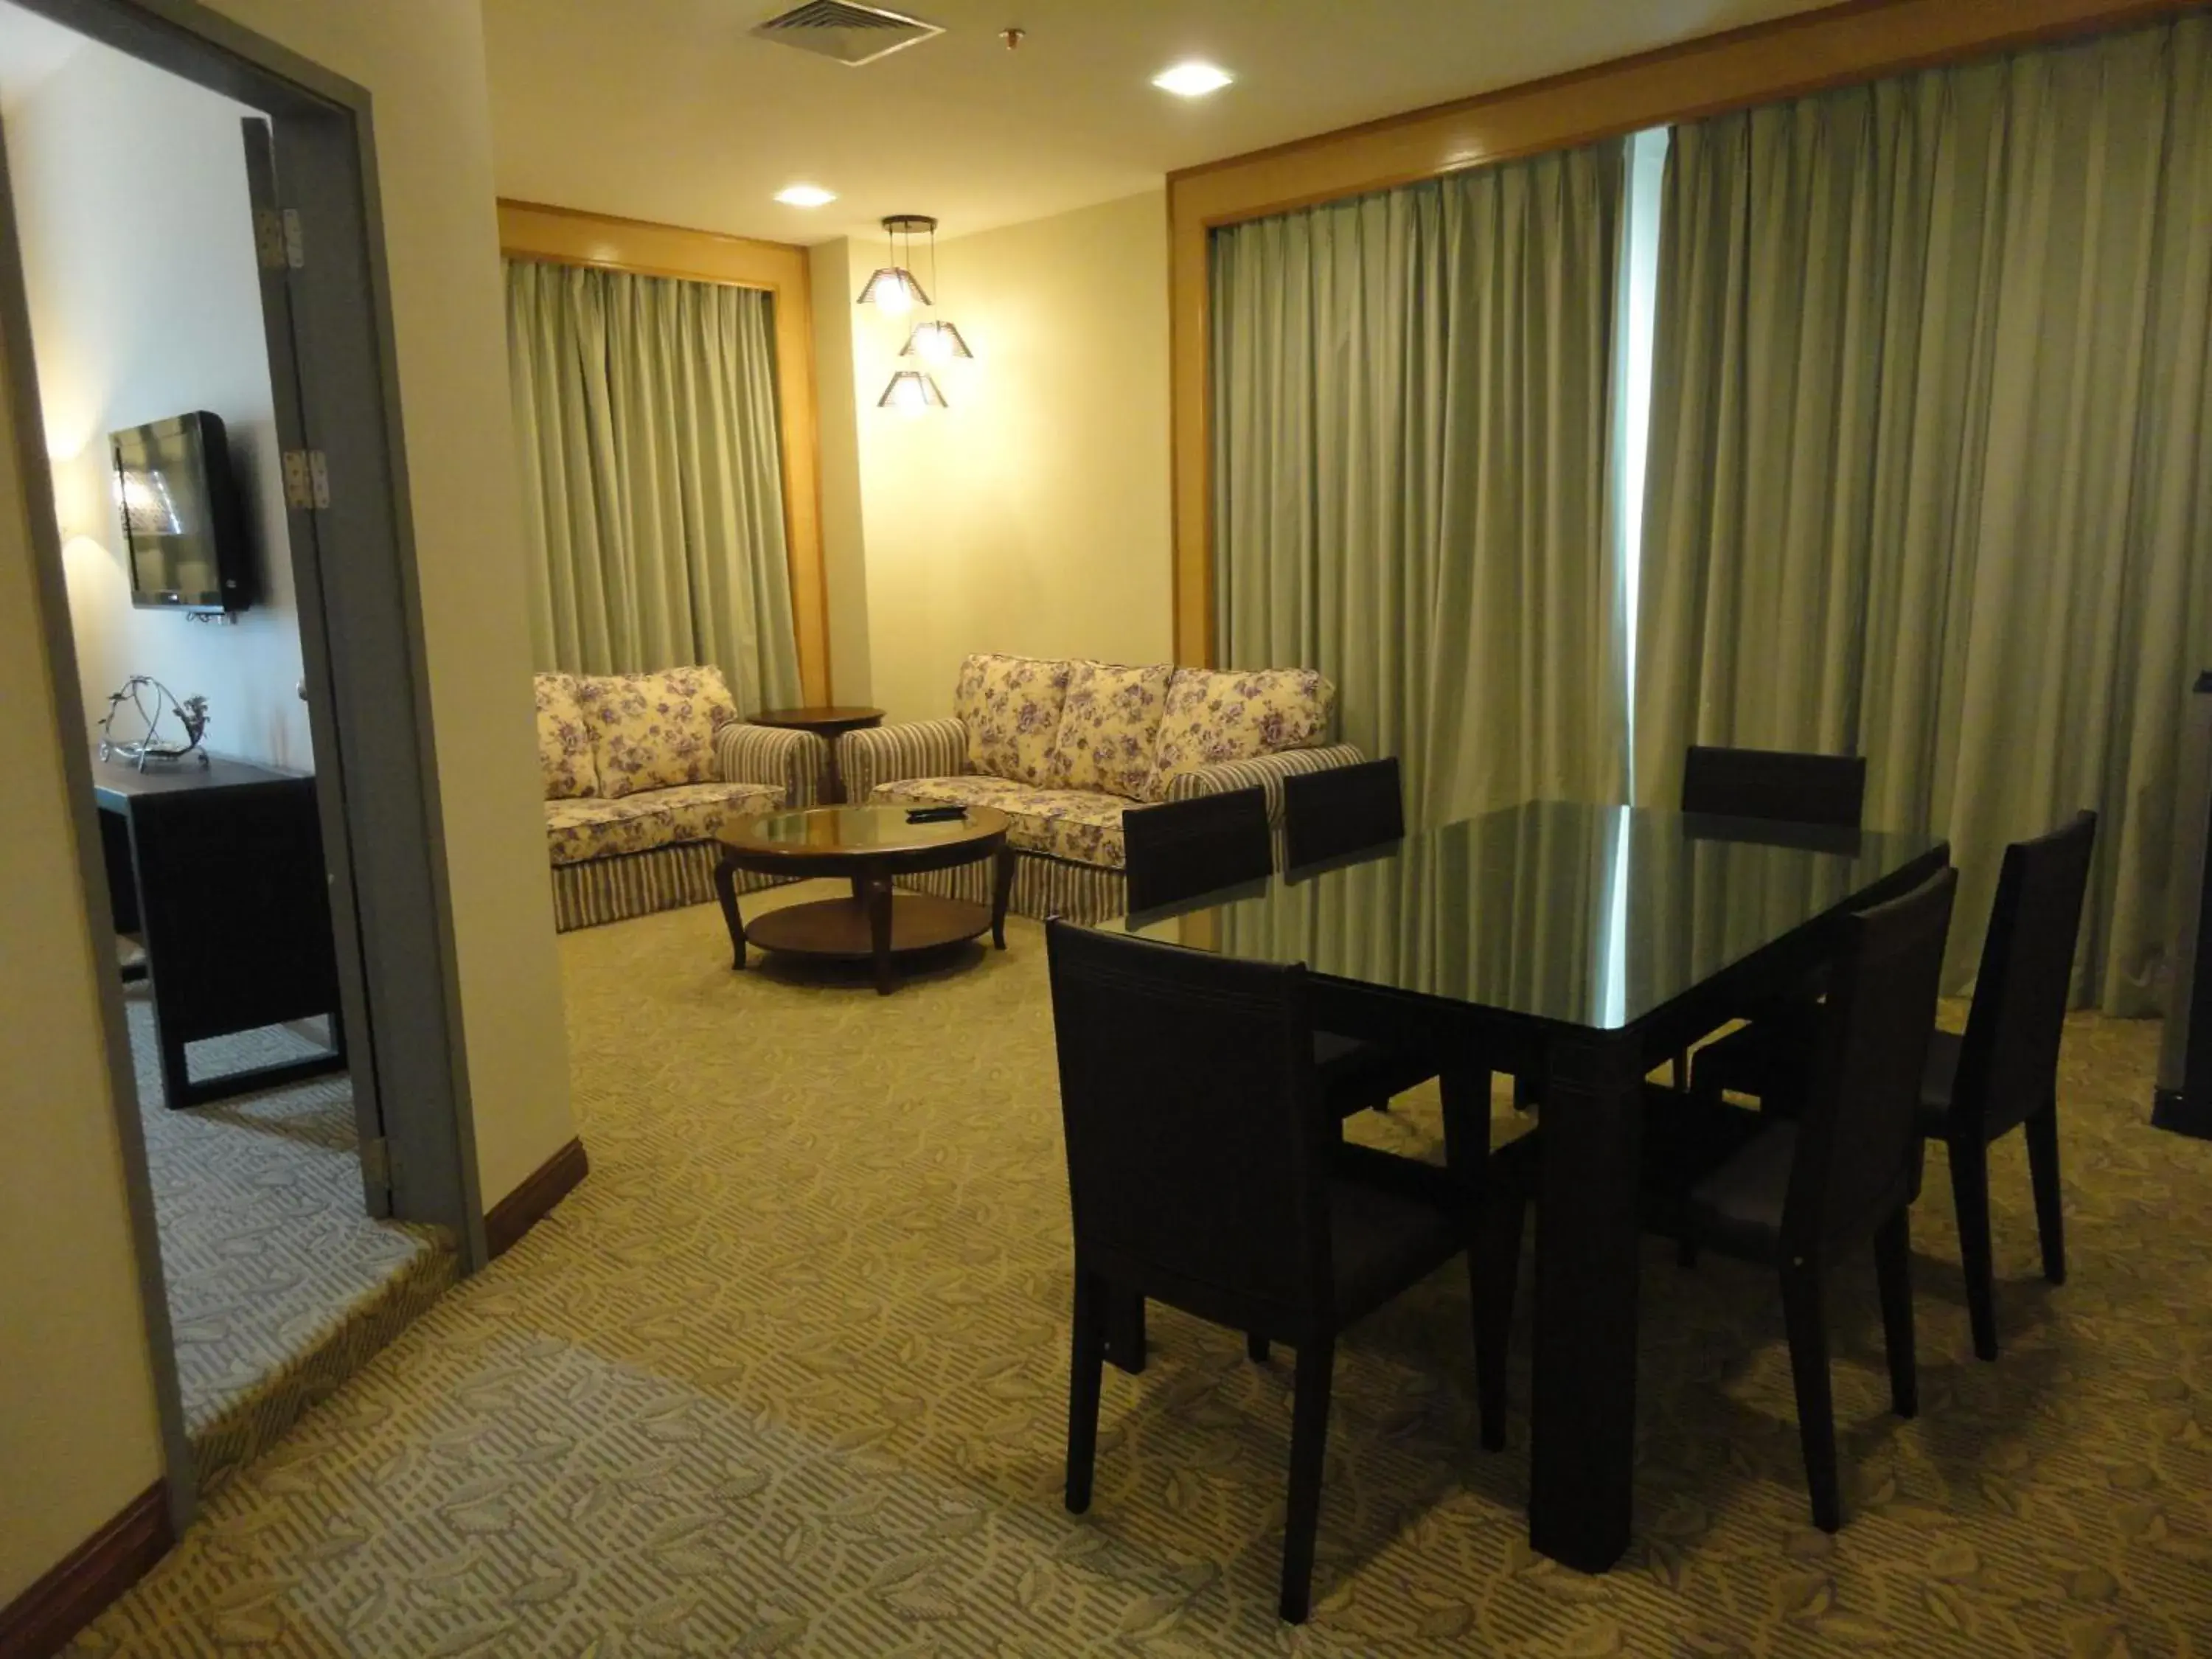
[0,0,480,1528]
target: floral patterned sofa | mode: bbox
[535,665,825,931]
[841,653,1364,923]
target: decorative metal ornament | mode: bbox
[98,675,212,771]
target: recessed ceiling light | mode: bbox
[1152,61,1233,98]
[775,184,838,208]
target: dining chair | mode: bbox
[1693,813,2097,1357]
[1121,785,1272,914]
[1483,865,1956,1533]
[1677,745,1869,1098]
[1284,757,1405,870]
[1045,919,1493,1622]
[1921,811,2098,1359]
[1121,787,1438,1132]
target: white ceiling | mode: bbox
[0,2,84,116]
[483,0,1837,246]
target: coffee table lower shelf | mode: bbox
[745,893,994,961]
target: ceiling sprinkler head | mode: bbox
[1000,27,1024,50]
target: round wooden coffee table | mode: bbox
[747,706,886,803]
[712,805,1015,995]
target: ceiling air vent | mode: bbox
[751,1,944,67]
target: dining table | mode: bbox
[1086,798,1948,1573]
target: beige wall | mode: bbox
[11,41,314,770]
[1,0,577,1602]
[844,190,1174,720]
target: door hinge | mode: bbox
[361,1135,392,1190]
[255,206,305,270]
[282,449,330,510]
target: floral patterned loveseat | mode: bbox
[535,665,825,931]
[840,653,1364,923]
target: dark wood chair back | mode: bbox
[1952,812,2098,1141]
[1682,745,1868,829]
[1283,757,1405,870]
[1121,786,1270,913]
[1784,866,1957,1258]
[1046,922,1331,1330]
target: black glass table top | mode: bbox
[1091,799,1946,1032]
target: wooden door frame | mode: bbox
[1166,0,2207,667]
[6,0,493,1530]
[496,199,832,705]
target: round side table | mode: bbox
[748,705,885,804]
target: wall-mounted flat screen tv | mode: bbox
[111,410,254,613]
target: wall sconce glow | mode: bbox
[879,369,948,417]
[773,184,838,208]
[1152,61,1234,97]
[857,266,931,315]
[901,319,973,366]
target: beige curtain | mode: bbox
[1635,17,2212,1011]
[1211,142,1628,829]
[506,259,801,709]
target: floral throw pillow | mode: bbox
[535,672,599,801]
[1046,661,1174,798]
[1143,667,1336,801]
[576,665,739,799]
[951,653,1072,787]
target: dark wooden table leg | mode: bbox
[824,736,845,806]
[991,844,1016,949]
[1106,1292,1147,1374]
[1529,1034,1646,1573]
[866,874,897,995]
[712,852,746,970]
[1439,1055,1494,1187]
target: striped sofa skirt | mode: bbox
[550,843,787,933]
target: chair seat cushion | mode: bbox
[1326,1161,1462,1319]
[1686,1119,1800,1262]
[544,780,782,866]
[870,775,1130,868]
[1916,1028,1963,1136]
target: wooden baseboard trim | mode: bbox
[484,1135,590,1259]
[0,1481,171,1658]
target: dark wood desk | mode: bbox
[1094,801,1947,1573]
[94,751,347,1108]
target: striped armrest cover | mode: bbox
[1162,744,1367,824]
[840,718,969,804]
[714,720,828,810]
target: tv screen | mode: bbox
[111,411,253,612]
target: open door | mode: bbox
[240,116,389,1216]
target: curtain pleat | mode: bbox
[1636,16,2212,1012]
[1211,142,1629,832]
[505,260,802,710]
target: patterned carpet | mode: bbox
[74,887,2212,1655]
[127,987,456,1495]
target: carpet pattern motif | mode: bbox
[76,893,2212,1655]
[128,990,456,1494]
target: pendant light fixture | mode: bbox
[878,369,949,417]
[899,215,973,367]
[857,214,933,315]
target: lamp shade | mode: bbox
[900,319,973,365]
[857,266,931,314]
[878,369,948,416]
